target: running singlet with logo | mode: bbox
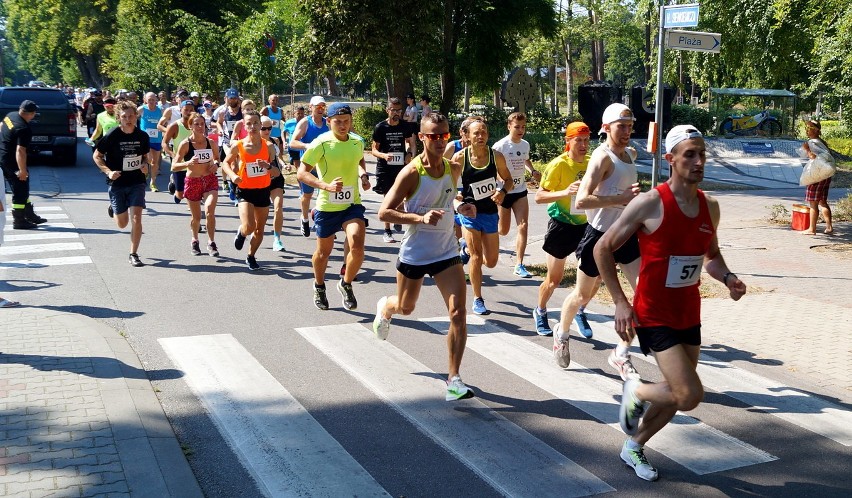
[585,144,637,231]
[633,182,714,330]
[236,140,271,189]
[298,117,329,158]
[302,131,364,212]
[266,106,283,138]
[140,106,162,143]
[372,120,412,171]
[460,147,499,215]
[540,152,589,225]
[491,136,530,195]
[399,157,458,265]
[95,127,150,187]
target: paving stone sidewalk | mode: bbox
[0,308,201,497]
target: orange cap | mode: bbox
[564,122,590,151]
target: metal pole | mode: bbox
[652,1,666,187]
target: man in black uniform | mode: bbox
[0,100,47,229]
[93,101,151,267]
[371,97,416,242]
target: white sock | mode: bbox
[615,343,629,358]
[558,326,570,342]
[300,217,308,223]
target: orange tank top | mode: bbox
[236,140,271,189]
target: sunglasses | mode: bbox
[422,132,451,141]
[260,126,272,131]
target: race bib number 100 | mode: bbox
[470,177,497,201]
[665,255,704,288]
[122,155,143,171]
[194,148,213,163]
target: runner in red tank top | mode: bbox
[594,125,747,482]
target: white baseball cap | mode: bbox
[598,103,636,134]
[309,96,326,106]
[665,125,703,153]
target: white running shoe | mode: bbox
[445,376,475,401]
[373,296,391,340]
[620,440,659,481]
[552,323,570,369]
[608,351,641,381]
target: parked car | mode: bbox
[26,80,48,88]
[0,87,78,165]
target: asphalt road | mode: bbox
[3,135,850,497]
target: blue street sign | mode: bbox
[664,4,700,28]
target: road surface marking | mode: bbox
[159,334,389,498]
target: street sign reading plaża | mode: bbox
[666,30,722,53]
[663,4,699,28]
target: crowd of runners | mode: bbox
[3,87,749,482]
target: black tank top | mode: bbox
[461,147,499,215]
[183,137,212,162]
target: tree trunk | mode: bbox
[440,0,462,113]
[326,69,340,96]
[493,85,501,108]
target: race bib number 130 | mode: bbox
[330,186,355,205]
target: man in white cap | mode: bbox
[596,125,746,481]
[289,95,329,237]
[552,103,641,379]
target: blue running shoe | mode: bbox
[514,263,532,278]
[574,310,594,338]
[458,237,470,265]
[472,297,489,315]
[533,307,552,336]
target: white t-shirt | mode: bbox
[492,136,530,194]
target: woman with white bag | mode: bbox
[801,120,834,235]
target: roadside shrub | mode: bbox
[526,131,564,163]
[766,203,791,225]
[671,104,712,135]
[351,106,386,141]
[834,193,852,222]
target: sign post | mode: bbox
[652,2,721,187]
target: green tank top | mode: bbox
[97,111,118,136]
[174,121,192,149]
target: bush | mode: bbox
[351,106,387,142]
[526,131,564,163]
[671,104,712,135]
[834,193,852,222]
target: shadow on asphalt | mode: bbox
[0,352,182,380]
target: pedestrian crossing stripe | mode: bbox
[4,222,75,231]
[3,232,80,242]
[0,256,93,268]
[158,334,390,498]
[421,316,777,475]
[297,323,615,497]
[0,241,85,256]
[569,315,852,447]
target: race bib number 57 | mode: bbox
[665,255,704,288]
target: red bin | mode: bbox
[791,203,810,231]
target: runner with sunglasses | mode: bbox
[373,112,477,401]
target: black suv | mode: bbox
[0,87,78,165]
